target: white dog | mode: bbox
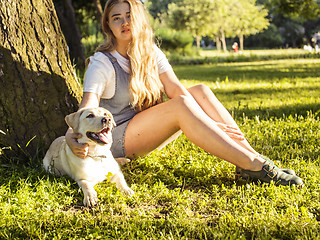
[43,107,134,207]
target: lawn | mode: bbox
[0,50,319,239]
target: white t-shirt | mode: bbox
[83,45,172,99]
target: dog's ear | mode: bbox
[106,111,116,127]
[65,111,82,132]
[112,117,116,127]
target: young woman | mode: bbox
[66,0,303,186]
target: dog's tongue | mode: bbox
[98,131,111,144]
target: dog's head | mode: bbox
[65,107,116,145]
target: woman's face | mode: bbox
[108,2,132,44]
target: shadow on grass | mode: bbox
[174,61,320,82]
[123,159,244,193]
[0,161,79,199]
[229,102,320,120]
[217,85,319,97]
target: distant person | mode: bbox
[66,0,303,187]
[232,42,239,53]
[314,31,320,47]
[312,31,320,52]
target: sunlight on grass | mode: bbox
[175,58,320,119]
[1,51,320,239]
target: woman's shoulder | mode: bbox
[154,45,169,62]
[85,52,116,81]
[153,45,165,56]
[88,52,114,70]
[153,45,172,73]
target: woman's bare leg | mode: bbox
[187,84,258,155]
[124,94,264,171]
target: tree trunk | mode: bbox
[54,0,85,69]
[196,35,201,49]
[93,0,106,37]
[215,36,221,51]
[94,0,103,27]
[0,0,82,161]
[220,29,227,52]
[239,33,244,51]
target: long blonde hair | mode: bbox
[96,0,163,111]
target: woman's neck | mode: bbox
[116,42,130,59]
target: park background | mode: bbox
[0,0,320,239]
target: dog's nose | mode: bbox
[102,117,108,124]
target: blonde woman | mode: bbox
[66,0,303,186]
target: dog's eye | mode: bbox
[86,113,94,118]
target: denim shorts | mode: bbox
[110,119,131,158]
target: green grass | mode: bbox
[169,48,320,65]
[1,50,320,239]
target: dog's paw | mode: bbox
[122,187,135,197]
[115,157,131,166]
[83,190,98,207]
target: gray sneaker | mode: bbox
[236,155,296,177]
[260,155,296,176]
[236,161,303,186]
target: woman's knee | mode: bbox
[188,84,213,97]
[166,95,199,117]
[172,94,195,108]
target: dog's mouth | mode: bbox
[86,127,112,145]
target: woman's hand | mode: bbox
[65,130,89,158]
[216,122,245,141]
[64,92,100,158]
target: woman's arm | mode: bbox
[159,69,191,99]
[79,92,100,109]
[65,92,100,158]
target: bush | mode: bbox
[155,27,194,56]
[245,24,284,49]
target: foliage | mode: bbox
[230,0,270,50]
[166,0,269,50]
[265,0,320,20]
[146,0,173,18]
[155,27,194,55]
[80,14,105,58]
[167,0,212,48]
[244,24,284,48]
[1,51,320,239]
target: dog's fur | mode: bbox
[43,107,134,207]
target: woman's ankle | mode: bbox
[245,155,265,171]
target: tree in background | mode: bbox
[0,0,81,160]
[166,0,269,51]
[167,0,213,48]
[244,23,284,48]
[147,0,173,19]
[208,0,236,52]
[266,0,320,19]
[259,0,320,48]
[231,0,269,51]
[53,0,86,69]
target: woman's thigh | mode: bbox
[124,97,183,158]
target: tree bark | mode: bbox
[54,0,85,69]
[0,0,82,160]
[220,29,227,52]
[239,33,244,51]
[93,0,103,26]
[93,0,106,37]
[215,36,221,51]
[196,35,201,49]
